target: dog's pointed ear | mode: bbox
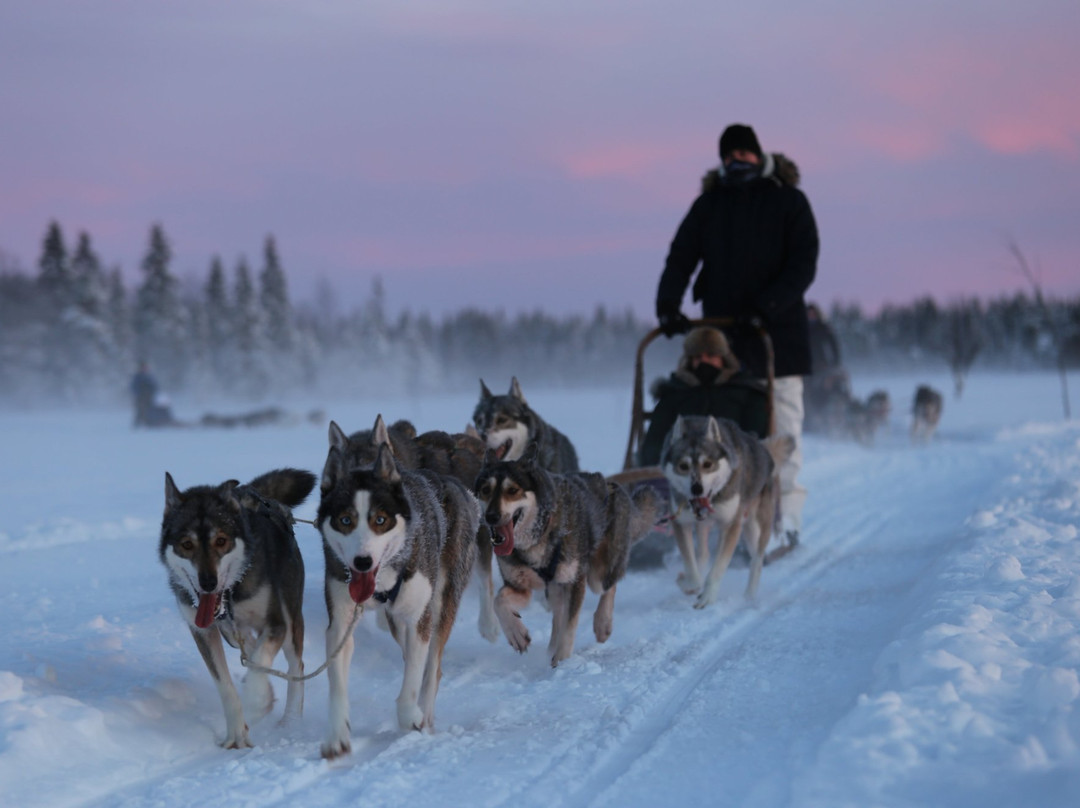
[708,417,740,471]
[706,415,722,442]
[509,376,527,404]
[220,479,242,512]
[374,443,400,482]
[672,415,686,440]
[164,472,183,514]
[328,420,348,450]
[479,379,493,400]
[372,414,391,449]
[465,422,481,440]
[321,444,343,492]
[521,441,540,465]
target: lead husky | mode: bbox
[473,377,579,472]
[159,468,316,748]
[474,446,661,666]
[317,435,480,759]
[661,415,795,608]
[325,416,498,643]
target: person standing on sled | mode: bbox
[654,123,819,546]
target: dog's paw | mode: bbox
[221,724,253,750]
[397,699,425,732]
[677,572,701,595]
[504,619,531,653]
[693,585,719,610]
[320,734,352,760]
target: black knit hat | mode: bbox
[718,124,762,160]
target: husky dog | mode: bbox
[317,438,480,758]
[848,389,891,445]
[473,377,579,473]
[660,415,795,608]
[324,416,498,643]
[911,385,944,443]
[159,468,316,749]
[474,446,661,666]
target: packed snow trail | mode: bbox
[2,374,1079,807]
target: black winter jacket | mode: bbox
[656,154,819,378]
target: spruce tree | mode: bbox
[204,255,231,383]
[232,256,267,395]
[133,224,187,387]
[37,220,71,305]
[259,235,294,353]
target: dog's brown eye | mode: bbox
[702,460,714,470]
[180,540,195,552]
[214,535,229,548]
[505,485,519,497]
[479,483,492,498]
[677,461,691,473]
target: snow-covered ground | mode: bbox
[2,370,1079,807]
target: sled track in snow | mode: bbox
[494,504,896,808]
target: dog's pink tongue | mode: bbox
[493,523,515,556]
[348,569,377,603]
[195,593,220,629]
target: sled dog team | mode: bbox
[159,378,795,754]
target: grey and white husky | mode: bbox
[474,445,661,666]
[660,415,795,608]
[473,377,579,473]
[159,468,316,748]
[317,432,480,758]
[325,415,499,643]
[911,385,943,443]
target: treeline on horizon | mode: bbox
[1,221,1078,408]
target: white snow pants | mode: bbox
[773,376,806,534]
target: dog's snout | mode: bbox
[690,481,703,497]
[198,571,218,592]
[353,555,373,572]
[484,504,502,527]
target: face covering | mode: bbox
[723,159,761,184]
[692,363,721,385]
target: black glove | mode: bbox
[656,300,691,337]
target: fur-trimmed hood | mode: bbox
[649,361,739,400]
[701,152,801,193]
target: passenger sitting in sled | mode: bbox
[637,325,769,466]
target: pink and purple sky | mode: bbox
[1,1,1078,319]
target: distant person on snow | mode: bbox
[130,361,158,428]
[654,123,819,546]
[130,362,182,428]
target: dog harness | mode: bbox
[373,568,409,604]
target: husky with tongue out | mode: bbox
[317,428,479,760]
[474,444,661,667]
[659,415,795,608]
[159,467,316,749]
